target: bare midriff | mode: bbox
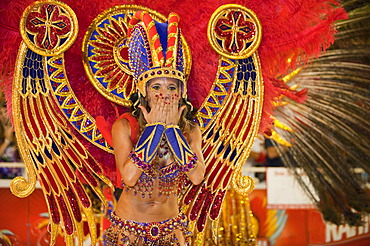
[115,142,180,222]
[115,188,179,222]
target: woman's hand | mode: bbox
[139,94,185,125]
[138,95,166,124]
[165,95,185,125]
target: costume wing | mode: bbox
[178,1,349,240]
[11,45,112,244]
[9,2,115,245]
[180,5,263,235]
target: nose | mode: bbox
[160,88,171,98]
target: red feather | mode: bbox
[0,0,347,131]
[0,0,347,236]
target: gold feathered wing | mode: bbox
[179,5,264,240]
[11,42,113,245]
[181,54,263,238]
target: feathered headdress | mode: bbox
[127,11,191,97]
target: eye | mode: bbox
[168,86,177,91]
[151,85,160,90]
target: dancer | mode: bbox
[103,11,205,246]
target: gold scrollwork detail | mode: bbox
[11,42,38,198]
[10,174,37,198]
[232,168,255,196]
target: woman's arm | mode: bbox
[111,118,142,187]
[186,124,205,185]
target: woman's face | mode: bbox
[146,77,180,108]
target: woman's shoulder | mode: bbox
[114,113,137,128]
[113,112,140,143]
[117,112,137,122]
[112,116,131,136]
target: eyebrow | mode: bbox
[150,82,178,86]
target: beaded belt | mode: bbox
[109,211,189,242]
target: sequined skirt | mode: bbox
[103,212,191,246]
